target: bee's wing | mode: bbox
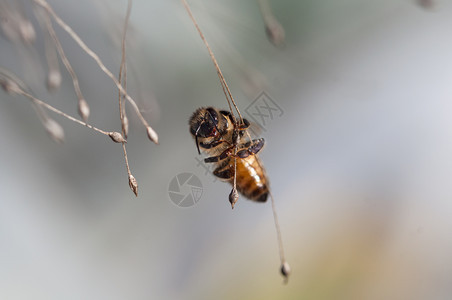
[245,120,263,138]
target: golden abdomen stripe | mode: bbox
[234,155,268,202]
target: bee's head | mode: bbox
[189,107,223,154]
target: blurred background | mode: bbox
[1,0,452,299]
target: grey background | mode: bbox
[1,0,452,299]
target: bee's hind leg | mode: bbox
[213,164,233,179]
[236,138,265,158]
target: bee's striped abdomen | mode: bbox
[213,155,268,202]
[235,155,268,202]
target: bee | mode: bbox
[189,107,268,207]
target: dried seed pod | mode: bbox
[47,70,62,91]
[0,78,20,95]
[1,18,18,42]
[122,113,129,139]
[146,125,159,144]
[280,261,291,281]
[128,174,138,197]
[418,0,435,9]
[44,118,65,144]
[109,131,126,143]
[265,19,285,47]
[78,98,90,122]
[229,187,239,209]
[19,20,36,45]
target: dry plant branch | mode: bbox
[40,14,62,91]
[0,0,36,44]
[0,69,123,143]
[119,0,131,138]
[0,67,65,142]
[34,6,90,121]
[120,64,129,138]
[269,189,290,283]
[181,0,244,125]
[118,0,137,197]
[32,0,158,144]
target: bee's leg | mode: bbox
[236,138,265,158]
[248,138,265,153]
[204,147,233,163]
[213,164,233,179]
[238,118,250,130]
[199,139,228,150]
[219,110,250,130]
[205,138,264,162]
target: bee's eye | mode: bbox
[189,108,221,138]
[206,108,218,122]
[193,108,219,138]
[198,121,216,137]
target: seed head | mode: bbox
[128,174,138,197]
[44,118,65,144]
[280,261,291,282]
[78,98,90,122]
[109,131,126,143]
[146,126,159,144]
[229,188,239,209]
[47,70,62,91]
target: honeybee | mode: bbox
[189,107,268,207]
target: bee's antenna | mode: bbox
[206,110,220,134]
[194,124,202,155]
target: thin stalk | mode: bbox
[33,0,158,143]
[181,0,244,125]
